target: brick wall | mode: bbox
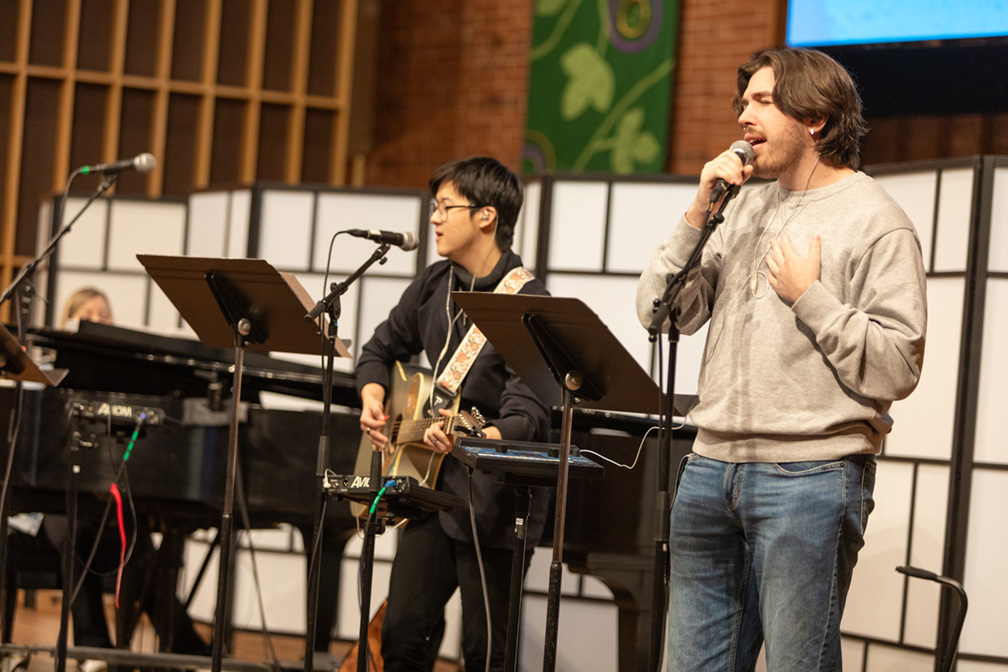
[364,0,780,188]
[365,0,535,189]
[670,0,783,174]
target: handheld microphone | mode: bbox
[709,140,755,203]
[80,153,157,175]
[346,229,419,251]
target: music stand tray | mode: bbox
[0,323,67,386]
[452,437,604,486]
[136,255,350,357]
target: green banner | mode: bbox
[523,0,678,175]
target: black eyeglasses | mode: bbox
[429,201,480,218]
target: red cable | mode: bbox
[109,483,126,608]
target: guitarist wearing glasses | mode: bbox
[355,156,551,672]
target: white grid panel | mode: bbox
[547,181,609,271]
[227,189,252,257]
[519,180,542,269]
[257,189,316,270]
[874,171,937,271]
[606,181,697,273]
[864,644,935,672]
[960,469,1008,658]
[933,167,975,273]
[885,277,963,460]
[973,278,1008,464]
[186,191,231,258]
[314,191,423,277]
[989,167,1008,273]
[842,459,914,641]
[53,196,110,269]
[903,464,950,649]
[107,199,187,272]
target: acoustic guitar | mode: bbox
[350,361,484,518]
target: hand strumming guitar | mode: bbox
[359,381,390,450]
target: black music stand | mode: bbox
[452,437,603,672]
[450,293,663,672]
[137,255,349,672]
[0,325,67,665]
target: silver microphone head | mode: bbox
[400,231,419,251]
[729,140,755,166]
[133,153,157,174]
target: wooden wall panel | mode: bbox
[0,0,358,318]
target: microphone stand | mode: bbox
[0,172,116,309]
[0,170,116,669]
[645,187,737,671]
[302,242,390,672]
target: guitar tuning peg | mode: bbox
[470,407,486,428]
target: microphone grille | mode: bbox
[729,140,754,166]
[134,153,157,173]
[400,231,419,251]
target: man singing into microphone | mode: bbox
[356,156,550,671]
[636,47,927,670]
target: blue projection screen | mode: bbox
[787,0,1008,47]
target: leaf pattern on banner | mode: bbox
[535,0,569,17]
[560,43,615,120]
[612,107,660,172]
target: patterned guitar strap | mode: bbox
[432,265,535,405]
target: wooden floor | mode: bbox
[3,589,462,671]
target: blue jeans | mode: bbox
[666,453,876,672]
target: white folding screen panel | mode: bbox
[314,191,422,276]
[518,180,542,269]
[885,277,962,460]
[39,196,187,332]
[186,191,232,258]
[607,181,697,273]
[902,463,950,649]
[991,168,1008,272]
[961,469,1008,658]
[55,197,109,268]
[865,645,935,672]
[842,460,914,641]
[933,167,975,272]
[227,190,252,257]
[974,279,1008,464]
[257,189,316,269]
[548,180,609,271]
[107,200,186,272]
[873,171,937,268]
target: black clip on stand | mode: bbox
[303,241,389,672]
[0,170,114,672]
[137,255,338,672]
[644,185,738,671]
[450,293,662,672]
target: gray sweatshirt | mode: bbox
[636,171,927,462]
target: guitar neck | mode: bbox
[395,416,462,445]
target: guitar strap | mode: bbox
[434,265,535,396]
